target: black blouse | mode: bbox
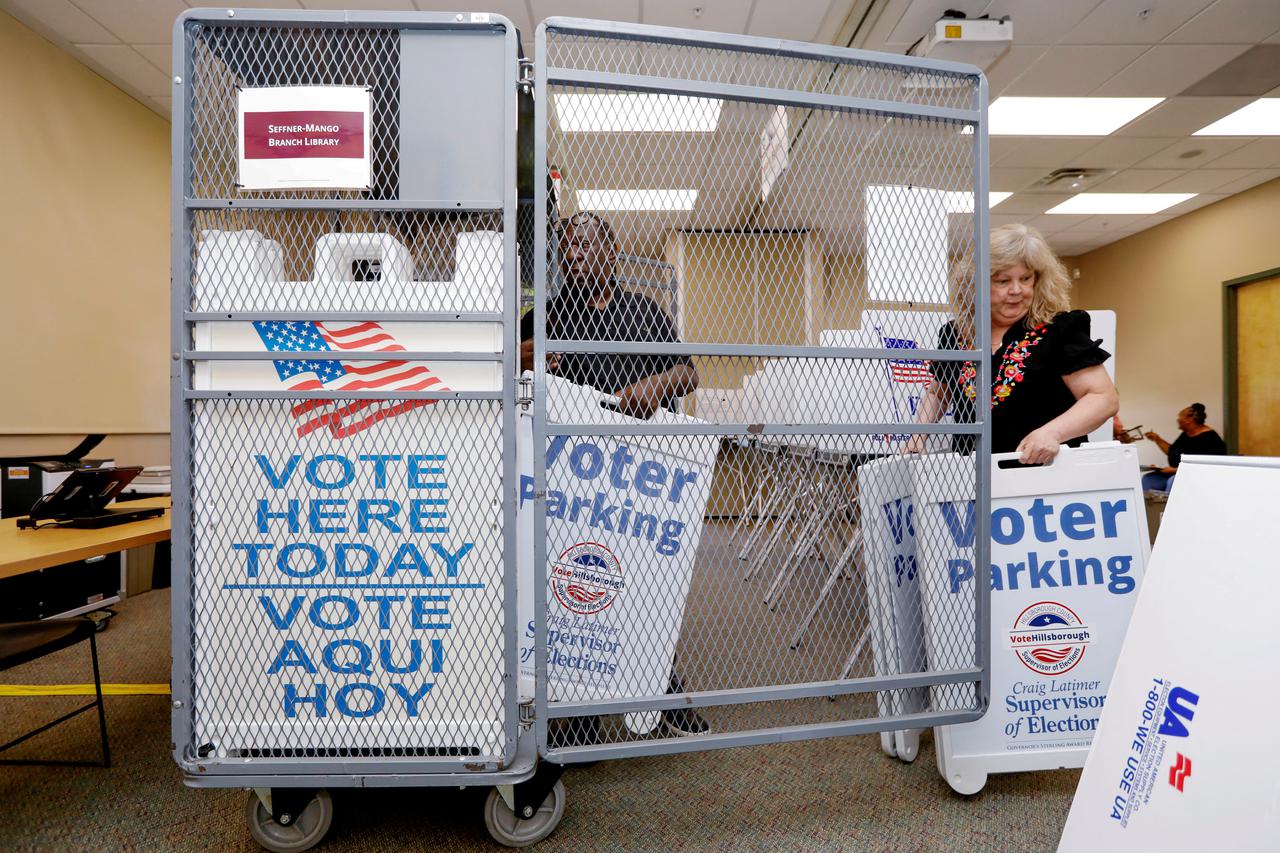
[1167,429,1227,467]
[929,310,1110,453]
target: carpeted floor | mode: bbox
[0,590,1077,852]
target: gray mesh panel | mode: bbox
[532,20,990,758]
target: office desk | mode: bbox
[0,499,171,618]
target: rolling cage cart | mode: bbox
[171,9,991,850]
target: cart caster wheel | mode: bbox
[483,780,565,848]
[246,789,333,853]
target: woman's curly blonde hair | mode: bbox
[948,224,1072,345]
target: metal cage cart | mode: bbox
[172,9,992,850]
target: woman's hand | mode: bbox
[1143,430,1162,443]
[1016,425,1063,465]
[901,434,928,455]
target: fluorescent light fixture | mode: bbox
[1193,98,1280,135]
[989,192,1012,208]
[554,93,723,132]
[576,189,698,211]
[1046,193,1196,215]
[989,97,1163,136]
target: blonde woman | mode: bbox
[908,224,1118,464]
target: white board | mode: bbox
[1059,457,1280,851]
[859,455,928,761]
[916,443,1150,793]
[517,375,717,734]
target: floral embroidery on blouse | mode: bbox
[989,323,1047,407]
[943,323,1049,407]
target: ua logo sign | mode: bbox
[1157,686,1200,739]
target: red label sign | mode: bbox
[242,110,364,160]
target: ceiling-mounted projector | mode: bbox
[909,14,1012,71]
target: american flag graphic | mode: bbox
[882,336,930,384]
[252,320,447,439]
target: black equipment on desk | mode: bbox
[18,467,164,529]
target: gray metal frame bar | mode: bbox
[545,423,983,436]
[185,390,502,401]
[184,198,503,210]
[186,312,503,322]
[184,350,502,362]
[546,67,979,125]
[545,341,980,360]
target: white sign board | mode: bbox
[517,375,716,733]
[915,443,1150,793]
[859,455,928,761]
[238,86,372,190]
[1059,457,1280,852]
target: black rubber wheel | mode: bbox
[483,780,566,847]
[245,789,334,853]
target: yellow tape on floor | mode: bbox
[0,684,170,696]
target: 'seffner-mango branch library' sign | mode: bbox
[237,85,372,190]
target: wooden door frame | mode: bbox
[1223,265,1280,453]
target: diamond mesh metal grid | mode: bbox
[172,13,520,781]
[532,20,990,759]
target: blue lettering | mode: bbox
[277,542,325,578]
[390,683,433,717]
[429,542,472,577]
[234,543,275,578]
[991,507,1024,545]
[309,498,348,533]
[305,454,355,489]
[257,594,303,629]
[283,683,326,717]
[323,639,372,675]
[256,454,301,489]
[334,543,378,577]
[939,500,975,547]
[267,639,317,674]
[308,595,359,630]
[257,499,301,534]
[948,558,973,593]
[1061,502,1096,540]
[357,454,401,489]
[334,682,383,718]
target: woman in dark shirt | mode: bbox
[1141,403,1227,492]
[908,224,1119,463]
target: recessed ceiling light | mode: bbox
[989,97,1163,136]
[576,189,699,211]
[554,93,723,133]
[941,191,1014,211]
[1046,193,1196,215]
[1193,99,1280,135]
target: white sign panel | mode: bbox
[517,376,716,732]
[915,443,1149,793]
[238,86,372,190]
[1060,457,1280,852]
[860,456,929,761]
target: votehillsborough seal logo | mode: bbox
[551,542,625,615]
[1008,601,1091,675]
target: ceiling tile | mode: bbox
[1076,137,1178,169]
[1167,0,1280,44]
[69,0,189,43]
[1212,168,1280,193]
[746,0,834,42]
[74,43,171,97]
[994,137,1099,168]
[1153,168,1257,191]
[644,0,751,33]
[1192,137,1280,166]
[1093,44,1250,97]
[989,137,1027,164]
[150,96,172,114]
[1134,137,1250,168]
[302,0,415,9]
[132,43,171,75]
[882,0,989,47]
[982,0,1100,46]
[1114,96,1253,136]
[531,1,639,25]
[1059,0,1216,45]
[1200,139,1280,168]
[1162,193,1228,216]
[991,166,1051,191]
[1027,213,1093,234]
[1005,45,1147,96]
[982,45,1045,99]
[1,0,117,42]
[1091,168,1187,191]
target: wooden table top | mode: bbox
[0,496,172,580]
